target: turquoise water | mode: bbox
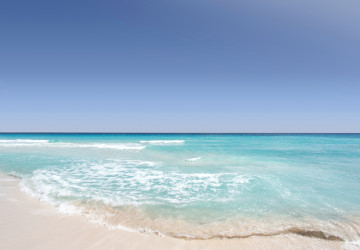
[0,134,360,241]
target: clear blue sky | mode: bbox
[1,0,359,132]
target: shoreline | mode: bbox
[0,174,352,249]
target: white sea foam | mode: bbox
[139,140,185,145]
[0,139,49,143]
[0,139,145,150]
[0,139,50,147]
[186,157,201,162]
[22,159,253,209]
[121,160,159,167]
[58,143,146,150]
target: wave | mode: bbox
[17,183,358,243]
[21,159,253,209]
[0,139,145,150]
[0,139,50,147]
[58,143,146,150]
[17,162,360,243]
[139,140,185,145]
[0,139,49,143]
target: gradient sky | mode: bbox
[1,0,359,132]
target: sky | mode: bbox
[0,0,359,132]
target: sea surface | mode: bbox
[0,134,359,243]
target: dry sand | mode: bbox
[0,174,353,250]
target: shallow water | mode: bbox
[0,134,359,242]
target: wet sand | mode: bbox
[0,174,350,250]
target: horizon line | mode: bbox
[0,132,360,134]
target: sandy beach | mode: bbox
[0,174,352,250]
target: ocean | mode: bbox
[0,133,359,243]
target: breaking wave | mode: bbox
[140,140,185,145]
[0,139,145,150]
